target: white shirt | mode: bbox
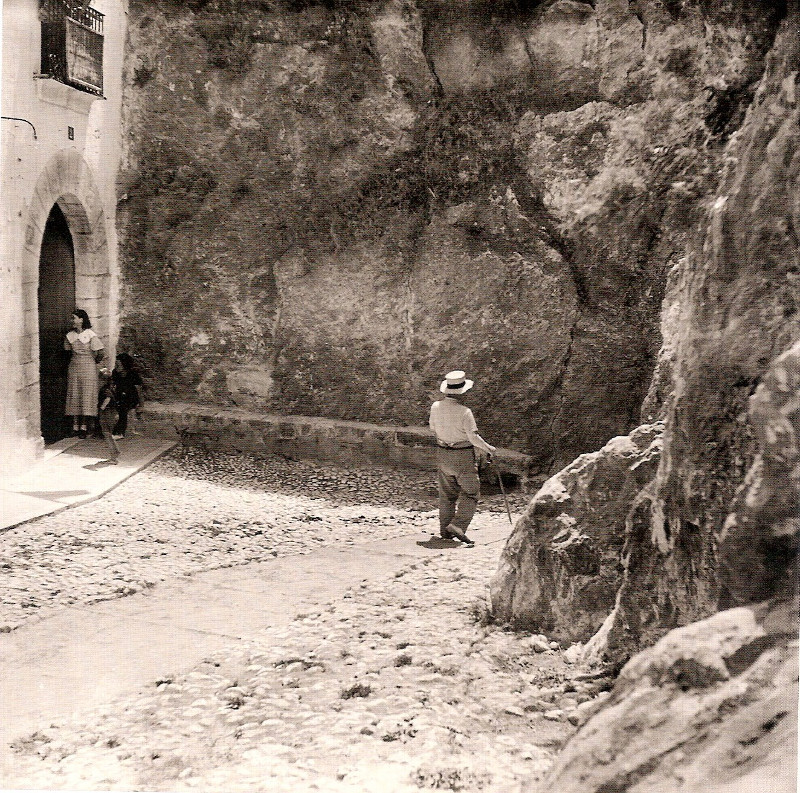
[429,397,495,453]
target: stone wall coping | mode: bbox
[148,400,420,432]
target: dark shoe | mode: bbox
[461,539,475,548]
[445,524,469,543]
[77,429,87,439]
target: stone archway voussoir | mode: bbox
[22,150,113,447]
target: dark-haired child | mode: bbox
[112,352,144,438]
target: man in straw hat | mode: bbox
[429,370,496,547]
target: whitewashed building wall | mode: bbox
[1,0,126,474]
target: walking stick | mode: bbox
[490,456,513,525]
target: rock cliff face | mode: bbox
[117,0,784,469]
[493,8,798,790]
[492,0,798,660]
[537,341,800,793]
[594,6,799,665]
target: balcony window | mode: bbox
[40,0,104,96]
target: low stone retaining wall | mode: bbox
[141,401,532,481]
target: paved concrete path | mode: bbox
[0,442,513,756]
[0,436,176,531]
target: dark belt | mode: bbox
[436,442,473,450]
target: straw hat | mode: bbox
[440,370,474,394]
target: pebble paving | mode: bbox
[0,448,527,632]
[1,448,605,792]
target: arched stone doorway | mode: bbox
[18,150,114,451]
[38,204,76,443]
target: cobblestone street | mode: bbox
[0,448,528,632]
[1,449,602,792]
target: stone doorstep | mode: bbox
[142,401,532,477]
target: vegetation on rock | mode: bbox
[117,0,790,473]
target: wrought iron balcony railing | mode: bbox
[40,0,104,96]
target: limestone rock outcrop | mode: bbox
[494,1,798,662]
[529,334,800,793]
[590,7,800,666]
[718,343,800,607]
[538,600,798,793]
[542,340,800,791]
[116,0,785,470]
[520,10,800,787]
[490,422,662,643]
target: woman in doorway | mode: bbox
[64,309,105,438]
